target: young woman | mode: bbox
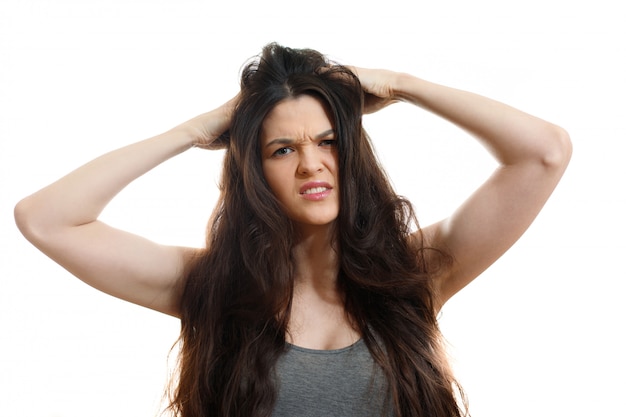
[14,43,572,417]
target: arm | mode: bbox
[356,68,572,308]
[14,97,237,317]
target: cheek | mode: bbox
[325,153,339,177]
[262,163,284,197]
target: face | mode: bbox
[261,95,339,231]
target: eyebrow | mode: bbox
[264,129,335,148]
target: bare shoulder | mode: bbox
[415,222,455,309]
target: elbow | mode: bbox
[15,196,35,241]
[14,196,47,244]
[542,125,573,172]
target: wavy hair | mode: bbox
[167,43,466,417]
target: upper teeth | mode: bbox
[303,187,328,194]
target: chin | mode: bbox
[293,216,338,230]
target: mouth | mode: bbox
[299,181,333,195]
[299,182,333,200]
[301,186,330,195]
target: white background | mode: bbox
[1,1,624,416]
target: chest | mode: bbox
[271,340,391,417]
[287,290,360,350]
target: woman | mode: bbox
[14,43,572,417]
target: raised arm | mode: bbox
[14,97,237,317]
[355,68,572,308]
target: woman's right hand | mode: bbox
[176,94,239,150]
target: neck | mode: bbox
[288,223,359,349]
[292,223,339,292]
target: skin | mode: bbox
[14,67,572,350]
[260,95,355,349]
[261,95,340,232]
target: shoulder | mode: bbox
[415,221,457,311]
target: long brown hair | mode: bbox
[167,43,467,417]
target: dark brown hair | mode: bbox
[168,43,466,417]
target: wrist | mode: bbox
[164,124,200,151]
[390,72,418,101]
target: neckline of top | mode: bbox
[285,338,364,354]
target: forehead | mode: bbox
[261,95,333,142]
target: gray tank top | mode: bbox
[272,339,391,417]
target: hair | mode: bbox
[167,43,467,417]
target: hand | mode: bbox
[350,67,400,114]
[176,94,239,150]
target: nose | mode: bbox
[297,148,324,176]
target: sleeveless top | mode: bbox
[271,339,392,417]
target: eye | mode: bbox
[272,147,293,157]
[319,139,336,147]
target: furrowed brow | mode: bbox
[265,138,294,148]
[265,130,334,148]
[315,129,335,139]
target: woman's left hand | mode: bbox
[350,67,401,114]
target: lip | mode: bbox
[299,181,333,201]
